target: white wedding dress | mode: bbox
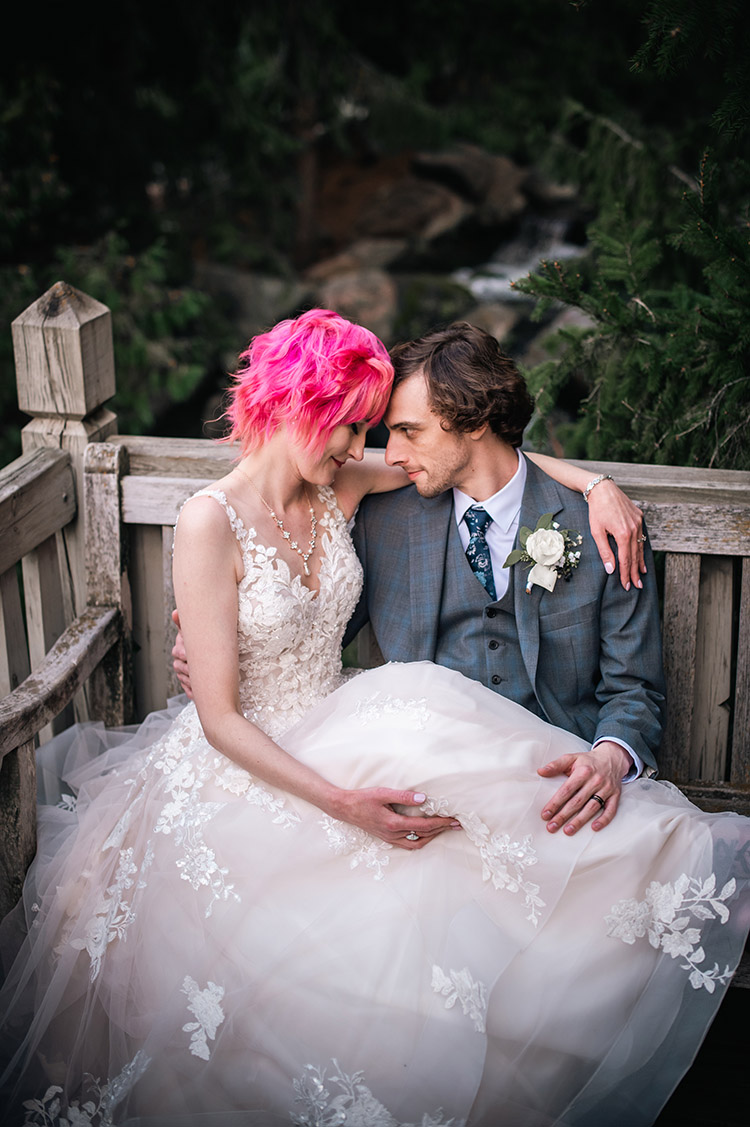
[2,486,749,1127]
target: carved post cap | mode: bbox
[12,281,115,420]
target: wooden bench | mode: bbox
[2,284,750,991]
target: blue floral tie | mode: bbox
[463,506,497,601]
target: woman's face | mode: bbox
[295,423,368,484]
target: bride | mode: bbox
[1,310,748,1127]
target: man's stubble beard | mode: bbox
[411,446,472,499]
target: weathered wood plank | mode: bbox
[130,524,169,716]
[121,475,214,525]
[119,474,750,555]
[0,447,75,575]
[0,739,36,919]
[22,412,118,620]
[112,440,750,502]
[661,553,701,781]
[0,567,30,698]
[635,501,750,556]
[162,526,181,700]
[84,443,129,606]
[679,782,750,818]
[83,442,133,727]
[0,606,122,760]
[689,557,733,780]
[110,434,234,478]
[569,458,750,501]
[731,558,750,785]
[21,533,72,741]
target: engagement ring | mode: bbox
[405,831,420,841]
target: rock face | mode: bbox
[192,141,586,418]
[313,268,398,344]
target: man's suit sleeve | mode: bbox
[593,537,666,775]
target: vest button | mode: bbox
[491,675,502,685]
[486,608,497,618]
[488,639,499,650]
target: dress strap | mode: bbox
[175,489,254,552]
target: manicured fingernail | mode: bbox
[451,823,462,830]
[604,562,615,574]
[636,579,643,589]
[626,582,631,591]
[413,793,426,803]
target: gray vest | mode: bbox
[433,519,541,716]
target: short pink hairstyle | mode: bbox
[224,309,394,455]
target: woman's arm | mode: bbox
[332,451,407,520]
[172,496,456,849]
[526,453,645,591]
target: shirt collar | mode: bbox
[453,450,527,534]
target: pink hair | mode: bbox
[223,309,394,455]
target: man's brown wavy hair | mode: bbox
[390,322,533,448]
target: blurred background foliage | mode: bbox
[1,0,748,468]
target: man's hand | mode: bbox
[171,609,193,698]
[586,478,646,591]
[537,741,631,835]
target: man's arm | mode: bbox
[536,535,665,835]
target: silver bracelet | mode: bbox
[582,473,613,502]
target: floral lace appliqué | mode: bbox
[422,799,545,926]
[69,846,153,982]
[319,815,392,880]
[354,692,430,730]
[182,975,226,1060]
[606,872,736,991]
[22,1050,151,1126]
[431,966,488,1033]
[291,1059,463,1127]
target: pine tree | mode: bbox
[516,1,750,470]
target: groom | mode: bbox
[344,322,665,836]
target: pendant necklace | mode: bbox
[238,470,318,576]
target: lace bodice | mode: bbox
[184,487,363,739]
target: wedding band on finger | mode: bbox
[590,794,606,810]
[405,831,420,841]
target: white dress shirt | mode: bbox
[453,452,642,781]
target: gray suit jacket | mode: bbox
[346,459,665,774]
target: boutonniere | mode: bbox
[503,513,582,593]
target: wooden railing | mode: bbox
[2,283,750,958]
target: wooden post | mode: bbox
[12,282,118,718]
[84,443,133,726]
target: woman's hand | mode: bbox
[585,478,646,591]
[332,787,460,850]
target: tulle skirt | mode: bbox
[2,662,749,1127]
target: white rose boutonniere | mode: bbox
[503,513,582,594]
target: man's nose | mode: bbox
[384,435,401,465]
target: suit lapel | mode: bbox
[408,491,454,660]
[514,459,565,693]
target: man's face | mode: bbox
[384,372,474,497]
